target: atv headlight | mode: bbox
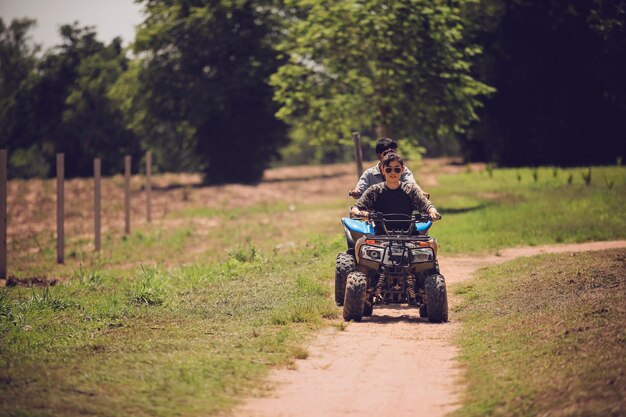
[360,245,384,262]
[411,247,434,263]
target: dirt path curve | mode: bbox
[234,240,626,417]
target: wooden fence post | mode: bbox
[56,153,64,264]
[352,131,364,178]
[0,149,7,279]
[124,155,131,234]
[94,158,101,251]
[146,151,152,223]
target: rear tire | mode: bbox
[425,274,448,323]
[343,272,367,321]
[335,252,355,306]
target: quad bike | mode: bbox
[335,212,448,323]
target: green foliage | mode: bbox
[8,144,50,178]
[271,0,493,147]
[131,0,287,183]
[463,0,626,166]
[108,61,202,173]
[0,21,139,177]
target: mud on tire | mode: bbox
[425,274,448,323]
[343,272,367,321]
[335,252,355,306]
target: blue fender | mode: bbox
[342,217,432,235]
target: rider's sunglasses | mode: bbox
[384,167,402,174]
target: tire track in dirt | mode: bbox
[234,240,626,417]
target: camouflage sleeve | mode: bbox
[401,166,416,184]
[403,183,434,213]
[354,185,380,211]
[401,166,427,194]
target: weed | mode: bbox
[227,241,257,263]
[486,162,495,178]
[75,261,103,289]
[27,285,76,311]
[552,166,558,178]
[581,167,592,186]
[604,176,615,190]
[516,172,522,182]
[0,290,14,321]
[128,265,167,306]
[617,156,623,166]
[567,173,574,185]
[531,167,539,182]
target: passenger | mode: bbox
[349,137,428,199]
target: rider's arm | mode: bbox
[407,184,440,220]
[352,185,380,217]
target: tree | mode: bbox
[270,0,493,148]
[1,22,139,177]
[0,18,46,177]
[61,34,139,176]
[132,0,288,183]
[462,0,626,166]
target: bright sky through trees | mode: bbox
[0,0,142,50]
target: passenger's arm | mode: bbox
[349,171,370,198]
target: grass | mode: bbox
[452,248,626,417]
[432,166,626,253]
[2,163,626,416]
[1,235,341,417]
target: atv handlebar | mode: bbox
[351,212,442,222]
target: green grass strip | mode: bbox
[0,236,341,417]
[453,248,626,417]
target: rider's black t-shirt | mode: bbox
[371,186,413,217]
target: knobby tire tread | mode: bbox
[343,272,367,322]
[425,274,448,323]
[335,252,355,306]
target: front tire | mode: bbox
[425,274,448,323]
[343,272,367,321]
[335,252,355,306]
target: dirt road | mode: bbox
[235,240,626,417]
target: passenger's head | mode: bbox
[375,137,398,161]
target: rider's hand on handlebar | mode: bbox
[356,210,370,219]
[428,207,442,221]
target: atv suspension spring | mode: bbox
[375,273,386,300]
[406,274,416,301]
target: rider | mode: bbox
[350,152,440,223]
[349,137,428,199]
[350,152,440,306]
